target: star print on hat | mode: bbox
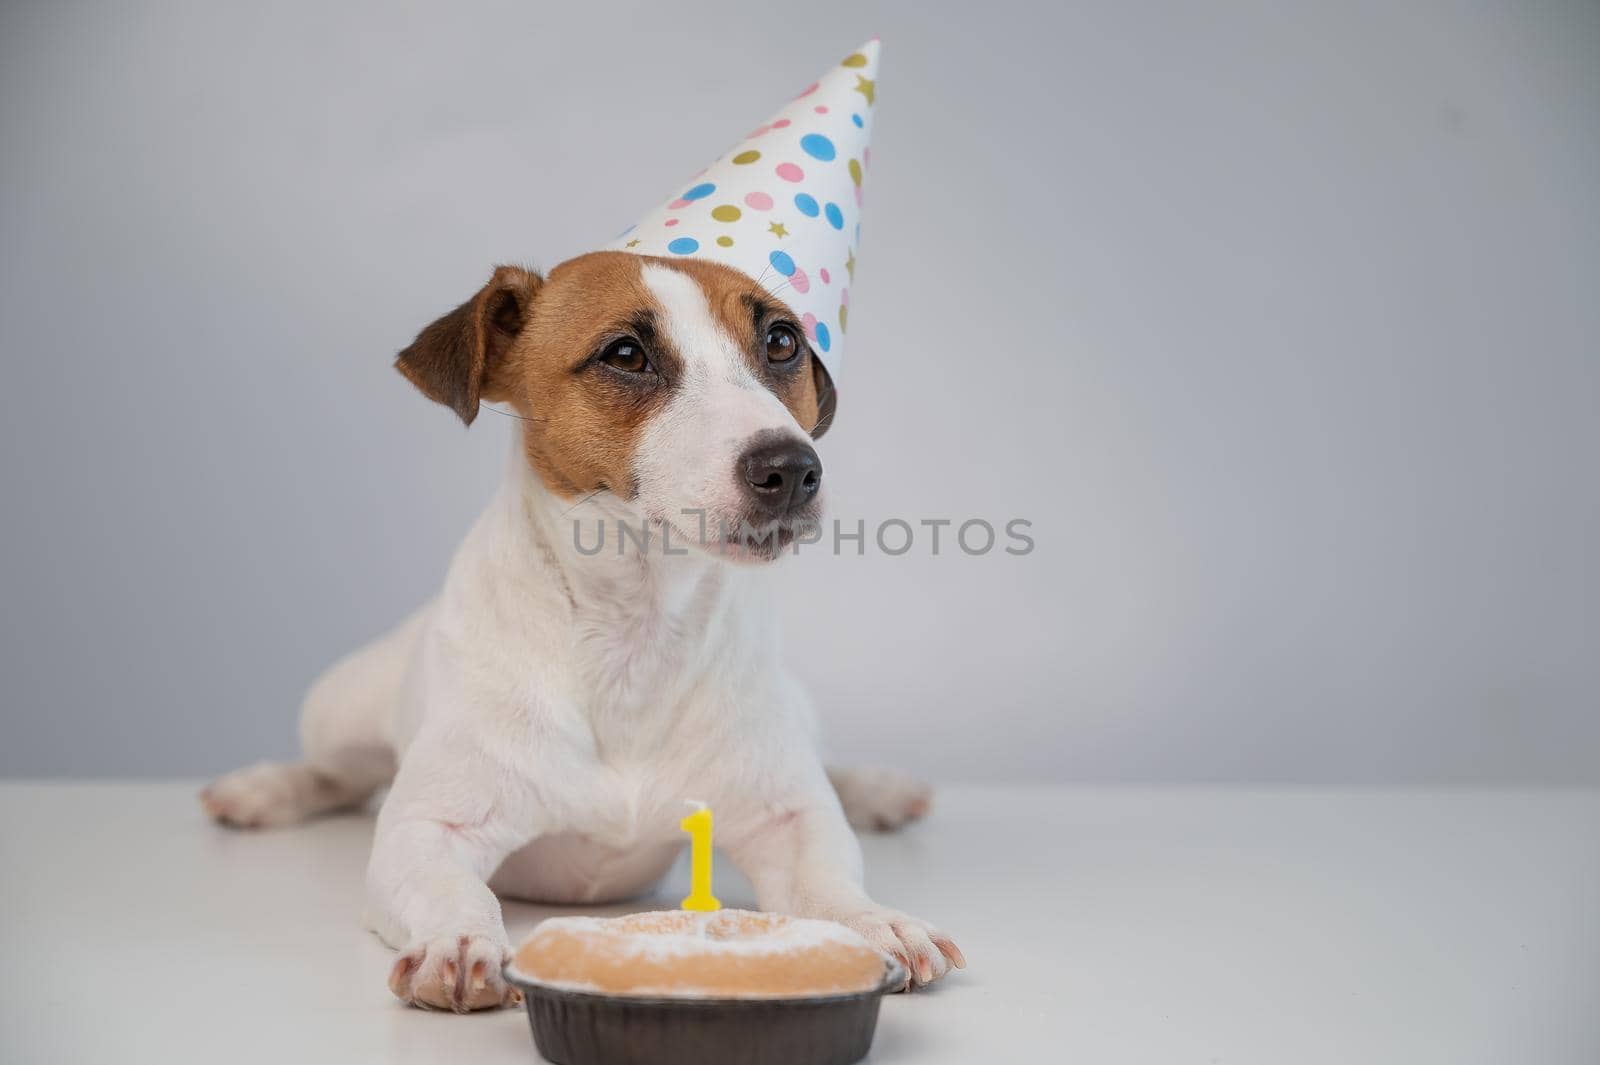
[606,40,880,382]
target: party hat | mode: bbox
[606,40,880,381]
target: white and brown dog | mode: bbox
[202,253,964,1011]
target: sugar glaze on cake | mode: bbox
[508,910,893,999]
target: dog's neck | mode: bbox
[510,459,723,598]
[496,446,776,696]
[494,452,776,739]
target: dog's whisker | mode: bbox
[558,488,608,518]
[478,404,545,424]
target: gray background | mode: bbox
[2,0,1595,783]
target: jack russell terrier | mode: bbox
[202,253,965,1011]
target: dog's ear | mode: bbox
[395,265,542,425]
[809,356,838,439]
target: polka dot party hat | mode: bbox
[606,39,880,382]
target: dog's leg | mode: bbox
[200,761,374,829]
[827,766,933,832]
[723,781,965,989]
[365,754,537,1012]
[201,608,421,829]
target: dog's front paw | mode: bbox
[388,934,521,1012]
[841,908,965,990]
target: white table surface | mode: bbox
[2,782,1595,1064]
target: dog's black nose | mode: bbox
[738,436,822,515]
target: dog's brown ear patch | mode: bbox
[809,356,838,439]
[395,266,541,425]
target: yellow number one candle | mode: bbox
[679,800,721,912]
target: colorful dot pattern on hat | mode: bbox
[604,39,881,383]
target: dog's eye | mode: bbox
[599,338,652,373]
[765,324,801,364]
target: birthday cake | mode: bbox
[508,909,891,999]
[505,908,904,1065]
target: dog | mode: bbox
[201,252,965,1011]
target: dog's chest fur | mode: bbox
[419,479,789,846]
[567,556,744,754]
